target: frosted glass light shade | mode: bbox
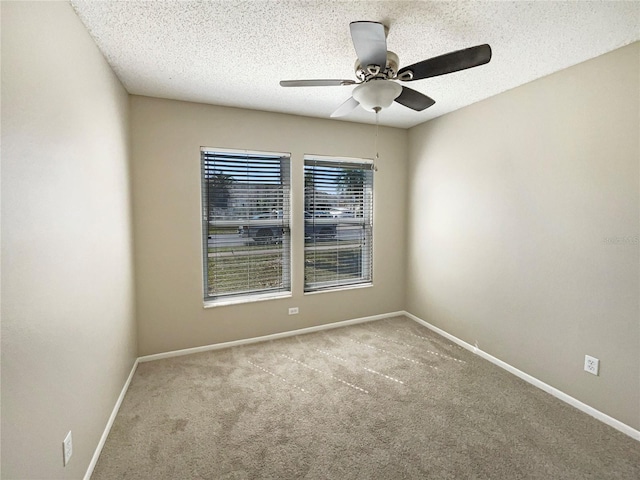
[352,80,402,111]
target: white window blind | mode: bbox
[201,148,291,301]
[304,156,374,292]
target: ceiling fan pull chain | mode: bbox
[373,108,379,172]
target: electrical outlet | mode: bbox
[584,355,599,376]
[288,307,299,315]
[62,431,73,466]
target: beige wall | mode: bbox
[1,2,137,478]
[130,96,407,356]
[406,43,639,429]
[2,5,635,479]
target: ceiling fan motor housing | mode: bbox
[355,51,399,81]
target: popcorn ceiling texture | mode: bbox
[70,1,639,128]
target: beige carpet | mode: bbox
[92,316,639,479]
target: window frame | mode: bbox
[201,147,292,306]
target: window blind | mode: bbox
[304,157,374,292]
[201,148,291,301]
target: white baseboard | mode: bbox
[84,358,139,480]
[403,311,640,442]
[138,311,405,363]
[85,308,637,479]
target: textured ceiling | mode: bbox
[70,1,639,129]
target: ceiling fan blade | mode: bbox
[398,44,492,81]
[394,86,435,111]
[350,21,387,69]
[330,97,360,118]
[280,79,356,87]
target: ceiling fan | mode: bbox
[280,21,492,117]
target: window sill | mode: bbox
[303,282,373,296]
[204,291,292,308]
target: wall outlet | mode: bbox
[62,431,73,466]
[584,355,599,376]
[288,307,299,315]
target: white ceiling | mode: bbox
[70,1,639,129]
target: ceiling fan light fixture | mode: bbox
[352,80,402,112]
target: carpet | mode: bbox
[91,316,639,479]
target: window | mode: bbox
[201,148,291,303]
[304,156,374,292]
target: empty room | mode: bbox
[1,1,639,479]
